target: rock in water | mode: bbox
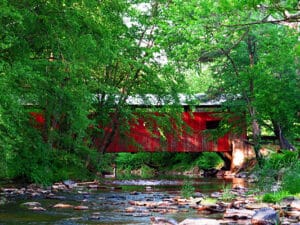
[53,203,74,209]
[179,218,220,225]
[21,202,42,207]
[150,217,178,225]
[290,199,300,211]
[223,208,255,219]
[251,207,279,225]
[74,205,89,210]
[63,180,77,189]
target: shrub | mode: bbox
[256,150,299,193]
[195,152,224,170]
[262,191,291,203]
[282,160,300,194]
[181,179,195,198]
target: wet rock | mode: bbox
[248,174,259,183]
[251,207,279,225]
[90,212,101,220]
[179,218,220,225]
[133,213,151,217]
[150,217,178,225]
[125,207,136,213]
[223,208,255,219]
[230,200,247,209]
[74,205,89,210]
[245,203,270,210]
[197,203,225,213]
[280,196,296,207]
[53,203,74,209]
[88,184,99,189]
[46,193,66,200]
[285,210,300,217]
[30,206,46,211]
[145,186,152,191]
[22,201,42,207]
[235,172,248,178]
[0,197,7,205]
[62,180,76,189]
[52,183,68,191]
[189,197,203,206]
[211,192,222,198]
[204,169,218,177]
[290,199,300,211]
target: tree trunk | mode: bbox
[251,116,262,165]
[271,120,296,151]
[99,111,119,154]
[247,35,263,166]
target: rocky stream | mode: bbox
[0,177,299,225]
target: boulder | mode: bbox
[245,203,270,210]
[251,207,280,225]
[179,218,220,225]
[150,217,178,225]
[223,208,255,219]
[290,199,300,211]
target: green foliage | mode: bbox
[256,150,299,192]
[262,191,291,203]
[221,184,235,201]
[282,160,300,194]
[0,1,190,184]
[140,165,155,179]
[181,179,195,199]
[195,152,224,170]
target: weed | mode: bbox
[181,179,195,199]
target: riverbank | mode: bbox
[0,178,299,225]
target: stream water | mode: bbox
[0,177,245,225]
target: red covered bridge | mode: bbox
[30,94,253,171]
[102,112,231,153]
[93,94,245,154]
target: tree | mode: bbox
[0,0,189,183]
[155,0,300,161]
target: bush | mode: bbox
[141,165,155,178]
[282,160,300,194]
[195,152,224,170]
[262,191,291,203]
[256,150,299,193]
[181,179,195,198]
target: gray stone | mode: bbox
[223,208,255,219]
[179,218,220,225]
[21,201,41,207]
[290,199,300,211]
[251,207,279,225]
[150,217,178,225]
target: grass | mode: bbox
[262,191,293,203]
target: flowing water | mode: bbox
[0,177,245,225]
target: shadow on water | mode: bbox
[0,176,245,225]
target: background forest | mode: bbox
[0,0,299,185]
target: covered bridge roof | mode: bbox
[97,93,225,107]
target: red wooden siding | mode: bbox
[104,112,231,153]
[30,111,233,152]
